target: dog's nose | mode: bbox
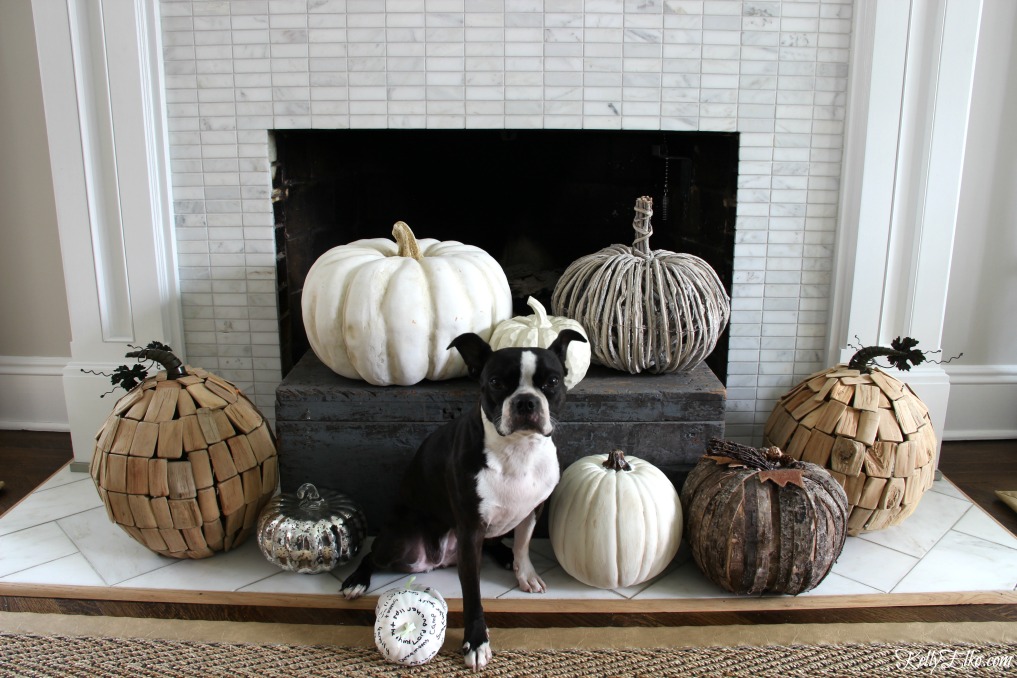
[514,395,538,415]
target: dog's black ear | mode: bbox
[448,333,493,380]
[548,330,587,373]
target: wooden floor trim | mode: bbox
[2,582,1015,615]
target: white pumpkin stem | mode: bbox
[631,196,654,257]
[603,449,633,472]
[525,296,551,326]
[393,221,422,260]
[395,620,417,640]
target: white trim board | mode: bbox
[943,365,1017,440]
[0,356,69,432]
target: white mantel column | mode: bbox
[829,0,983,459]
[32,0,182,466]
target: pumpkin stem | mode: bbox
[603,449,633,472]
[392,221,422,260]
[525,296,551,326]
[631,196,654,257]
[706,438,801,471]
[124,346,188,380]
[296,483,327,512]
[395,620,417,640]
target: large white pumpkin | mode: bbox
[489,297,592,389]
[549,450,682,589]
[301,222,512,385]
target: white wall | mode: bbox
[942,0,1017,439]
[0,0,71,430]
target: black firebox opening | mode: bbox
[272,129,738,382]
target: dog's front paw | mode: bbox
[340,583,366,600]
[463,626,492,671]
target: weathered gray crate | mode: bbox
[275,351,725,535]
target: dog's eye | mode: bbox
[543,376,560,390]
[488,376,504,390]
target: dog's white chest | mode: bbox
[476,434,559,538]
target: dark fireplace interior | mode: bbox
[272,129,738,382]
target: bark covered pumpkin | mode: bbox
[681,439,849,596]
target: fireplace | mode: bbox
[33,1,983,463]
[139,0,857,445]
[271,129,738,380]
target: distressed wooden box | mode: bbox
[275,351,725,535]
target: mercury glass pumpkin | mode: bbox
[256,483,367,574]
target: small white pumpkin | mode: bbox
[374,578,448,666]
[302,221,512,386]
[549,450,683,589]
[489,296,592,389]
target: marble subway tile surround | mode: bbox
[160,0,852,441]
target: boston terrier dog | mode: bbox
[340,329,587,671]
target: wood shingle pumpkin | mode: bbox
[763,339,939,535]
[90,348,278,558]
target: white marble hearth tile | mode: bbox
[58,507,174,586]
[0,479,104,537]
[114,540,282,592]
[892,531,1017,594]
[239,569,349,596]
[0,522,79,579]
[631,560,732,600]
[857,489,972,559]
[930,476,969,501]
[498,566,627,600]
[798,571,883,597]
[830,537,919,593]
[34,464,83,492]
[952,505,1017,550]
[0,553,106,588]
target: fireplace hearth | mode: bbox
[272,129,738,381]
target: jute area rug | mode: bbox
[2,632,1016,677]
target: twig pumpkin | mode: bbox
[681,439,849,595]
[488,296,592,389]
[549,450,682,589]
[301,221,512,385]
[551,196,730,374]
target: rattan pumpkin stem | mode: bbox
[706,438,801,471]
[631,196,654,257]
[603,449,633,472]
[393,221,422,260]
[124,348,188,380]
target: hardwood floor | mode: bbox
[0,430,1014,627]
[937,439,1017,536]
[0,430,73,517]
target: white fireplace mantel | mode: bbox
[32,0,983,464]
[32,0,182,465]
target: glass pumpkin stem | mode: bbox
[296,483,327,512]
[603,449,633,472]
[631,196,654,258]
[393,221,423,260]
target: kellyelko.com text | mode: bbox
[895,648,1014,672]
